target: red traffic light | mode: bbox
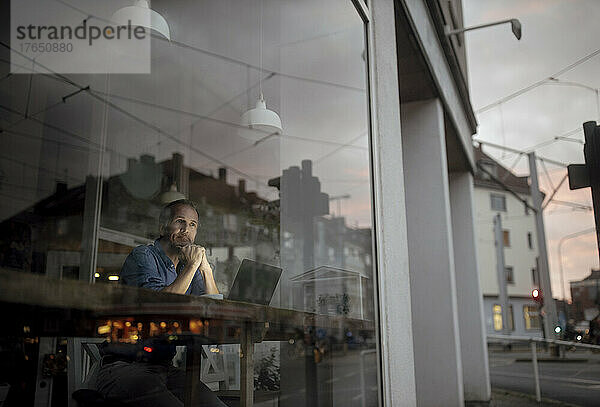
[532,288,543,304]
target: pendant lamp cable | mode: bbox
[259,0,263,101]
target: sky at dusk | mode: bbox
[463,0,600,300]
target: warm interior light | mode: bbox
[94,272,100,278]
[108,275,120,281]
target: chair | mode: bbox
[66,338,106,407]
[67,339,230,405]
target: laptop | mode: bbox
[227,259,282,305]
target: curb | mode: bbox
[492,388,581,407]
[514,358,589,363]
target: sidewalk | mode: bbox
[491,389,580,407]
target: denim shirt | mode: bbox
[120,239,206,295]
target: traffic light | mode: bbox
[532,288,543,305]
[568,121,600,264]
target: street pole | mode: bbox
[494,214,510,335]
[528,152,559,340]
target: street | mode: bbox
[279,347,379,407]
[490,352,600,406]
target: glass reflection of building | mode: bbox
[0,152,373,317]
[0,153,281,290]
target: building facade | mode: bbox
[473,147,543,338]
[0,0,496,405]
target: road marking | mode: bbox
[345,372,357,378]
[573,366,594,378]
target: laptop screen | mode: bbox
[227,259,282,305]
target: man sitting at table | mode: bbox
[121,199,220,296]
[94,199,226,407]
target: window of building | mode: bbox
[493,304,514,331]
[0,0,380,404]
[532,268,539,286]
[505,267,514,284]
[527,232,533,249]
[523,305,541,330]
[491,194,507,211]
[493,305,502,331]
[503,230,511,247]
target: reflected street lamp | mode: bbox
[546,77,600,122]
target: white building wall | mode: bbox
[474,187,538,297]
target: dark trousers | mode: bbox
[96,358,227,407]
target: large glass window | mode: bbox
[0,0,379,406]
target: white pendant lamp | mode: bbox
[240,93,282,134]
[240,0,282,136]
[159,183,186,204]
[111,0,171,41]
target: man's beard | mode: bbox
[170,233,192,249]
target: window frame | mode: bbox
[505,266,514,285]
[490,193,507,212]
[493,303,514,331]
[503,230,511,247]
[523,305,541,330]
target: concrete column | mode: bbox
[449,172,491,405]
[368,0,417,404]
[401,99,464,406]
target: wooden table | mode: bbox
[0,269,374,406]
